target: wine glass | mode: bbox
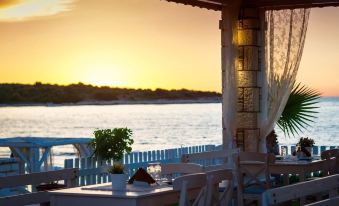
[153,162,161,181]
[281,146,287,159]
[147,162,161,182]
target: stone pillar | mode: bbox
[235,8,262,152]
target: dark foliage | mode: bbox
[297,137,315,148]
[0,83,221,104]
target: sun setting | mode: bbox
[77,61,126,87]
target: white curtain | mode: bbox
[222,52,237,149]
[222,7,238,149]
[259,9,310,151]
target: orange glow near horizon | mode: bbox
[0,1,338,95]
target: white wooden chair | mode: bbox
[236,152,275,206]
[0,168,79,206]
[173,173,208,206]
[262,174,339,206]
[161,163,203,181]
[205,169,234,206]
[181,149,239,171]
[321,149,339,175]
[305,196,339,206]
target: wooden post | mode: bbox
[10,147,28,174]
[30,146,40,173]
[39,147,51,171]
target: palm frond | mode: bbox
[277,83,321,137]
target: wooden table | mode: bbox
[0,137,92,173]
[50,182,197,206]
[270,158,330,185]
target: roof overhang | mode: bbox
[162,0,222,11]
[163,0,339,11]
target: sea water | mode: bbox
[0,97,338,166]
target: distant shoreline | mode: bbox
[0,96,338,107]
[0,83,221,106]
[0,98,221,107]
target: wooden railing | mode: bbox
[0,168,79,206]
[262,174,339,206]
[64,144,218,186]
[278,145,339,156]
[0,158,20,177]
[64,144,339,186]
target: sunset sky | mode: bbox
[0,0,338,96]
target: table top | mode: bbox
[273,156,324,165]
[240,156,324,166]
[0,137,91,147]
[50,182,175,199]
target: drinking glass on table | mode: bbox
[281,146,287,159]
[147,162,161,182]
[154,163,161,181]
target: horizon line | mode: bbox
[1,81,338,97]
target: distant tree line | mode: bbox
[0,82,221,104]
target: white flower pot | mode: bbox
[111,173,128,191]
[305,147,312,156]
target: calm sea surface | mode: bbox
[0,97,338,166]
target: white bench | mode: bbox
[262,174,339,206]
[0,168,79,206]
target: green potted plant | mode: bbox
[89,128,134,190]
[298,137,315,148]
[297,137,315,157]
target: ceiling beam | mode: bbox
[199,0,222,3]
[163,0,339,10]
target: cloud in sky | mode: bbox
[0,0,22,9]
[0,0,75,21]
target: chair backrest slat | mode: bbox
[162,163,203,175]
[0,168,79,206]
[206,169,234,206]
[321,149,339,175]
[321,149,339,160]
[181,149,239,170]
[239,152,275,164]
[173,173,207,191]
[0,168,79,188]
[206,169,233,184]
[238,152,273,190]
[262,174,339,206]
[305,196,339,206]
[173,173,207,206]
[0,191,50,206]
[236,152,274,206]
